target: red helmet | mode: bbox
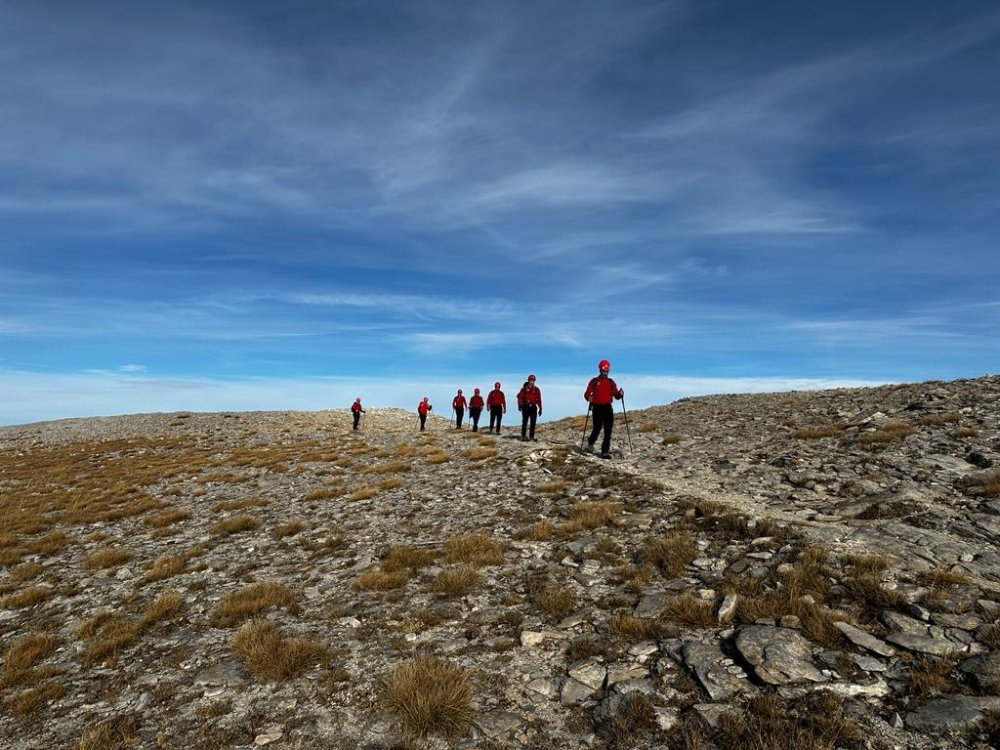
[423,396,429,401]
[355,397,361,402]
[474,388,480,394]
[494,381,501,388]
[527,374,536,381]
[599,359,611,371]
[457,389,463,394]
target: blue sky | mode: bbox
[2,0,999,426]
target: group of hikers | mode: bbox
[349,359,625,458]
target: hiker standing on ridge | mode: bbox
[351,397,366,430]
[417,397,433,431]
[486,382,506,435]
[517,375,542,441]
[452,389,467,430]
[584,359,623,459]
[468,388,485,432]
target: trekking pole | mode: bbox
[580,404,592,450]
[620,396,633,454]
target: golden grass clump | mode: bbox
[212,581,299,626]
[793,426,843,439]
[382,545,438,572]
[78,716,138,750]
[536,479,571,494]
[25,530,70,556]
[661,433,683,445]
[917,567,969,589]
[608,612,676,642]
[637,421,658,433]
[534,586,577,621]
[425,450,451,465]
[349,485,379,501]
[1,632,59,688]
[859,422,916,444]
[382,656,474,745]
[139,590,185,629]
[569,500,620,530]
[144,508,191,528]
[231,620,327,682]
[714,692,862,750]
[443,533,504,567]
[304,486,345,501]
[518,519,554,541]
[365,460,412,474]
[920,412,961,425]
[433,566,484,597]
[0,585,53,609]
[981,469,1000,498]
[659,593,717,628]
[273,519,307,540]
[460,446,496,462]
[352,569,409,592]
[211,497,270,512]
[144,553,186,583]
[5,681,65,715]
[84,547,134,571]
[951,426,980,439]
[211,514,259,536]
[377,477,404,490]
[639,533,697,578]
[79,612,139,664]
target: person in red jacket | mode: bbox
[350,397,365,430]
[468,388,485,432]
[584,359,623,458]
[417,396,432,431]
[517,374,542,441]
[486,382,506,435]
[452,389,467,429]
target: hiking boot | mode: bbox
[585,441,595,453]
[600,451,612,459]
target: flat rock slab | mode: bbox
[884,632,967,657]
[833,621,896,658]
[959,652,1000,691]
[906,695,1000,731]
[735,625,829,685]
[682,641,754,701]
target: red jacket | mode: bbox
[468,395,484,410]
[351,402,363,413]
[517,384,542,409]
[452,395,467,409]
[417,401,431,415]
[486,389,506,410]
[585,375,621,405]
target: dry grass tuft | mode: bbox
[425,450,451,465]
[79,612,139,664]
[714,692,863,750]
[78,716,138,750]
[660,593,717,628]
[569,500,620,529]
[1,632,59,688]
[597,694,658,750]
[920,412,961,425]
[637,422,659,433]
[6,681,65,715]
[981,469,1000,498]
[793,425,843,439]
[951,426,980,439]
[212,497,270,512]
[139,590,184,629]
[640,533,697,578]
[519,519,554,541]
[144,508,191,528]
[433,566,483,597]
[26,530,70,555]
[349,485,379,502]
[608,612,676,642]
[460,446,496,461]
[212,581,299,626]
[273,519,307,540]
[444,533,504,567]
[917,567,969,589]
[381,656,474,745]
[382,546,438,572]
[0,585,53,609]
[304,486,345,501]
[231,620,327,682]
[859,422,916,444]
[536,479,571,494]
[906,655,960,701]
[84,547,134,571]
[534,586,577,621]
[144,553,186,583]
[661,433,683,445]
[211,515,259,536]
[352,569,409,591]
[365,460,412,475]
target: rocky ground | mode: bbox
[1,375,1000,749]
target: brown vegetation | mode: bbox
[381,656,474,745]
[231,620,327,681]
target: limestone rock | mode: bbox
[735,626,828,685]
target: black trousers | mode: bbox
[469,408,482,431]
[419,413,427,431]
[521,404,538,439]
[588,403,614,453]
[489,406,503,433]
[454,408,464,428]
[353,411,361,430]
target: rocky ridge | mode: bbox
[0,375,999,749]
